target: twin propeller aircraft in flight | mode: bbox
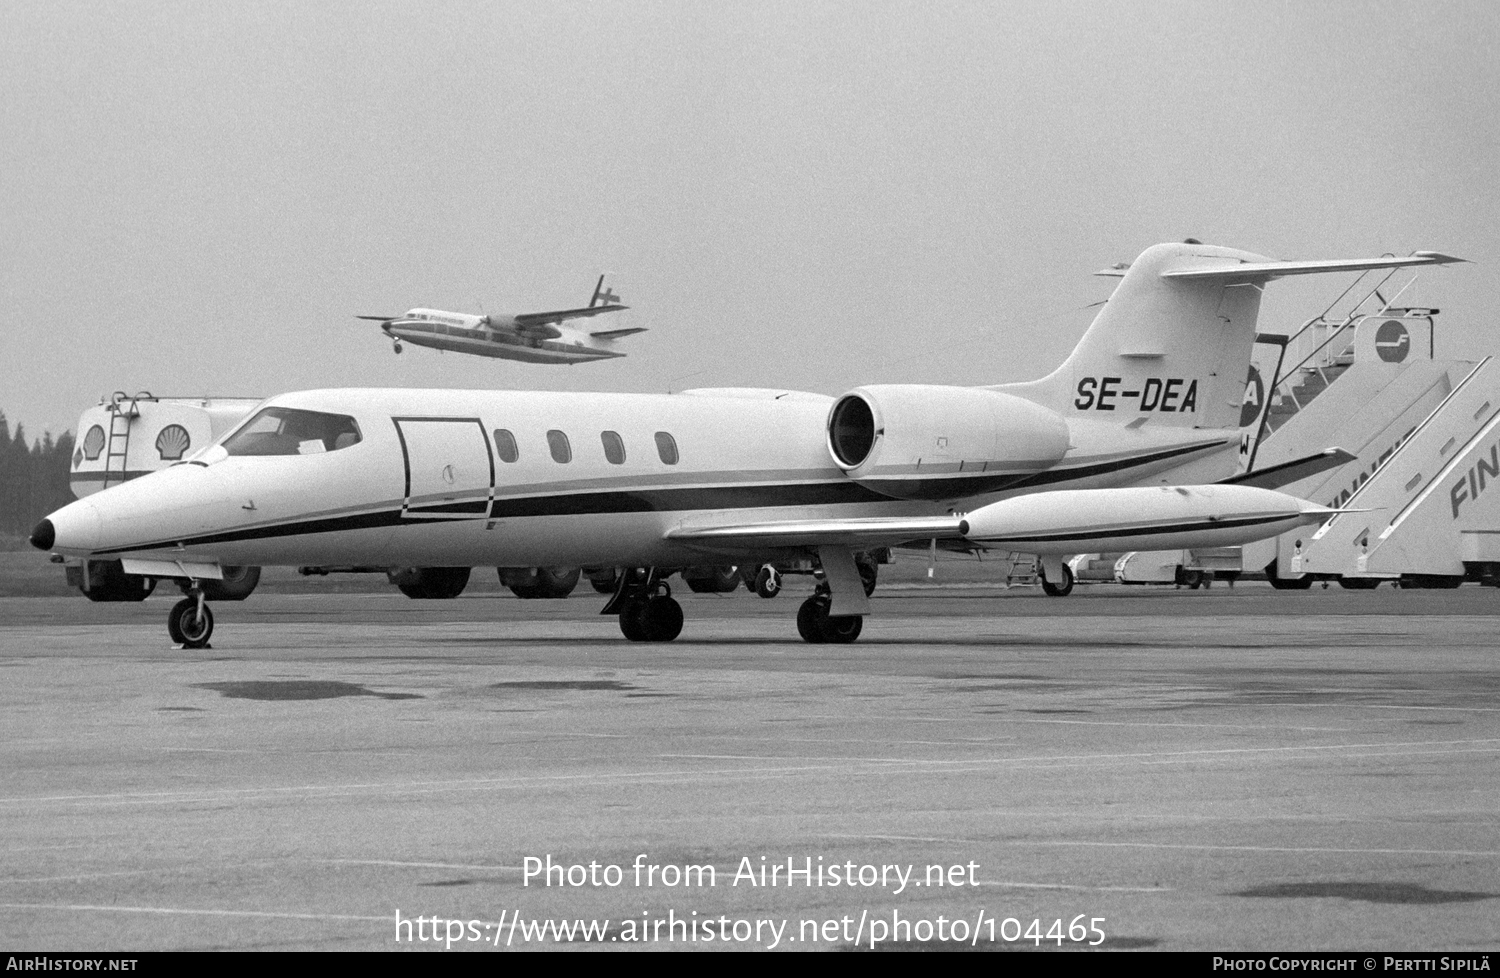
[33,242,1462,648]
[358,275,644,365]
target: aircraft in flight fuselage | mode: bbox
[32,242,1462,648]
[358,275,642,365]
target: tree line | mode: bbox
[0,411,76,538]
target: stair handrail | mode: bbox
[1267,267,1421,414]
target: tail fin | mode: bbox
[589,273,622,309]
[1000,242,1462,430]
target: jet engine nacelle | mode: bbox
[826,385,1070,501]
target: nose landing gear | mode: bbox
[167,590,214,649]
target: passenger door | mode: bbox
[393,418,494,520]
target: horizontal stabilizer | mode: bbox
[1162,252,1465,283]
[1219,448,1357,490]
[590,326,648,339]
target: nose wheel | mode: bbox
[753,565,782,598]
[168,595,215,649]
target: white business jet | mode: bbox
[32,242,1461,647]
[358,275,642,365]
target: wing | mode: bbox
[666,516,966,553]
[1218,448,1356,490]
[590,326,648,339]
[513,305,629,328]
[665,485,1336,559]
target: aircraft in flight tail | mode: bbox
[33,242,1462,647]
[358,275,643,365]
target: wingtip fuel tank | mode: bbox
[959,484,1333,554]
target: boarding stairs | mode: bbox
[1293,357,1500,581]
[1256,265,1432,442]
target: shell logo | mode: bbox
[82,425,106,461]
[156,424,192,461]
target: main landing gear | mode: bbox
[167,588,214,649]
[604,550,876,644]
[796,589,863,644]
[605,569,684,643]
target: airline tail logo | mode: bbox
[1375,320,1410,363]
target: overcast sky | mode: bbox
[3,1,1497,440]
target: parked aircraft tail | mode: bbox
[1000,242,1463,430]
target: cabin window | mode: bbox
[654,431,679,465]
[222,407,361,457]
[493,429,519,463]
[547,429,572,463]
[601,430,626,465]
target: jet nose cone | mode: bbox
[29,519,55,551]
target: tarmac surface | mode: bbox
[2,580,1498,952]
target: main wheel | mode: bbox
[819,613,863,644]
[168,597,214,649]
[856,558,878,597]
[1338,577,1381,590]
[640,595,684,642]
[797,595,829,644]
[619,597,649,642]
[755,566,782,599]
[1040,563,1074,597]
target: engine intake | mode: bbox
[828,395,877,468]
[826,385,1070,501]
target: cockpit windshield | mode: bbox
[222,407,362,457]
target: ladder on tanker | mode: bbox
[100,391,144,491]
